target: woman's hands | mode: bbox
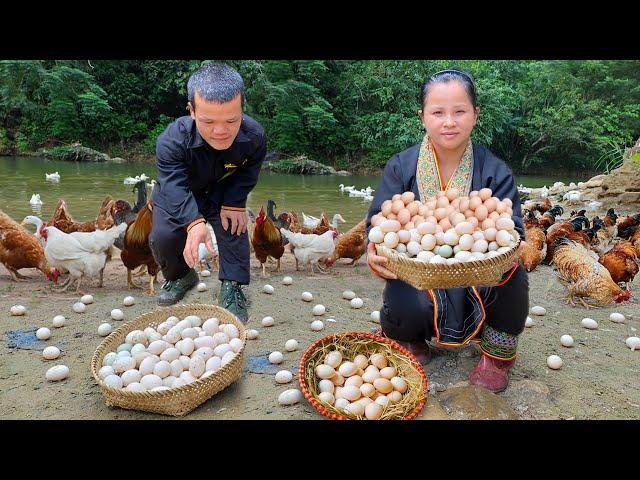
[366,242,397,280]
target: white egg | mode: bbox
[193,347,215,361]
[177,337,195,355]
[110,309,124,321]
[175,319,192,331]
[350,298,364,309]
[530,306,546,316]
[160,347,181,362]
[311,320,324,331]
[112,356,136,374]
[525,316,535,327]
[206,356,222,372]
[123,296,135,306]
[179,371,197,384]
[406,241,422,256]
[547,355,563,370]
[96,323,112,337]
[125,330,147,346]
[170,359,184,377]
[581,318,598,329]
[98,366,114,380]
[52,315,65,328]
[181,327,198,340]
[148,340,168,355]
[416,251,435,262]
[318,379,335,394]
[140,374,163,390]
[121,369,142,386]
[222,324,239,340]
[365,402,384,420]
[212,332,230,346]
[342,290,356,300]
[324,351,343,368]
[246,329,259,340]
[278,389,302,406]
[312,304,326,316]
[103,374,123,388]
[10,305,26,316]
[338,362,359,378]
[43,346,60,360]
[221,350,236,367]
[189,356,206,378]
[281,276,293,285]
[102,352,118,367]
[197,282,207,292]
[200,269,211,277]
[80,294,94,305]
[302,292,313,302]
[139,356,160,376]
[229,338,243,353]
[334,398,350,411]
[165,316,179,325]
[443,229,459,246]
[153,360,172,379]
[340,385,362,401]
[164,326,183,344]
[202,317,220,335]
[162,376,177,387]
[610,313,626,324]
[261,316,275,327]
[73,302,86,313]
[285,339,299,352]
[36,327,51,340]
[269,351,284,364]
[172,378,187,388]
[318,392,335,406]
[144,328,162,343]
[117,342,132,353]
[560,335,574,347]
[496,230,512,247]
[368,226,385,244]
[315,364,336,379]
[625,337,640,351]
[193,336,216,351]
[263,284,275,295]
[275,370,293,384]
[344,402,364,416]
[371,311,381,323]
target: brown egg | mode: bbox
[445,188,460,201]
[469,190,479,197]
[371,214,384,227]
[404,221,415,230]
[481,218,496,230]
[407,201,420,216]
[464,209,475,218]
[506,208,513,216]
[436,196,450,209]
[484,198,497,213]
[426,200,437,210]
[381,200,393,217]
[392,194,402,202]
[469,197,483,210]
[503,198,513,208]
[401,191,415,205]
[435,224,444,233]
[489,211,501,220]
[391,200,405,215]
[468,217,479,228]
[435,191,446,198]
[458,197,470,212]
[426,215,438,224]
[475,205,488,221]
[479,188,492,201]
[411,215,425,225]
[450,212,466,226]
[495,201,507,214]
[484,227,497,242]
[435,231,445,245]
[500,212,512,219]
[387,212,397,220]
[439,218,452,231]
[434,208,448,220]
[397,208,411,225]
[418,205,430,217]
[397,229,411,243]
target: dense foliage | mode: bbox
[1,59,638,172]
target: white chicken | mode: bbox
[280,228,337,274]
[39,222,127,292]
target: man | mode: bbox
[149,63,266,323]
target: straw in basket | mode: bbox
[91,304,245,417]
[375,242,519,290]
[299,332,428,420]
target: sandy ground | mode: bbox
[1,249,639,420]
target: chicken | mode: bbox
[519,224,547,272]
[630,229,640,257]
[552,237,631,308]
[286,211,337,236]
[303,212,346,230]
[49,196,115,233]
[280,228,338,274]
[117,202,161,295]
[617,213,640,239]
[599,240,639,289]
[538,205,564,231]
[534,197,552,214]
[544,216,597,263]
[267,200,291,246]
[252,206,285,277]
[39,222,127,292]
[324,219,367,268]
[523,209,540,229]
[0,210,59,283]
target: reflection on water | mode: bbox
[1,156,583,231]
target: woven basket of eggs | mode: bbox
[90,304,245,416]
[370,188,520,290]
[299,332,428,420]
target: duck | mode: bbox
[303,212,346,229]
[20,215,45,245]
[339,184,356,193]
[45,172,60,182]
[124,173,151,185]
[29,194,43,206]
[363,194,374,202]
[563,190,582,205]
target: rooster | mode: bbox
[545,215,596,263]
[324,219,367,268]
[519,223,547,272]
[280,228,338,274]
[538,205,564,231]
[40,222,127,292]
[552,237,631,308]
[617,213,640,239]
[534,197,552,214]
[599,240,639,289]
[252,206,285,277]
[0,210,59,283]
[117,201,160,295]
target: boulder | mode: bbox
[43,143,113,162]
[437,385,520,420]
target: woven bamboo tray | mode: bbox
[375,242,519,290]
[299,332,428,420]
[90,304,245,417]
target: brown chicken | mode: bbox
[553,237,631,308]
[116,201,159,295]
[631,229,640,257]
[538,205,564,231]
[0,210,60,283]
[534,197,552,214]
[286,211,337,236]
[324,219,367,268]
[519,225,547,272]
[599,240,639,289]
[252,206,285,277]
[50,196,115,233]
[545,216,597,264]
[523,210,540,229]
[617,213,640,239]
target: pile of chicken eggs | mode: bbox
[314,350,409,420]
[368,188,519,264]
[97,315,243,392]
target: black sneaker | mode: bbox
[219,279,248,323]
[158,269,199,306]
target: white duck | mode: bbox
[563,190,582,205]
[21,215,46,246]
[302,212,346,229]
[339,184,356,193]
[124,173,151,185]
[45,172,60,182]
[29,194,43,206]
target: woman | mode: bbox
[366,69,529,393]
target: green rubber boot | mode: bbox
[157,268,199,306]
[219,279,248,324]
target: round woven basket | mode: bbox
[299,332,428,420]
[376,242,519,290]
[90,304,245,417]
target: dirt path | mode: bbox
[1,252,639,420]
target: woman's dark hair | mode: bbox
[420,69,477,109]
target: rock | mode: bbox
[437,385,520,420]
[419,398,450,420]
[42,143,113,162]
[500,379,559,419]
[335,170,352,176]
[263,155,337,175]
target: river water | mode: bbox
[0,156,590,229]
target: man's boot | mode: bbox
[157,268,199,306]
[219,279,248,324]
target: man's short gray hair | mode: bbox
[187,63,244,108]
